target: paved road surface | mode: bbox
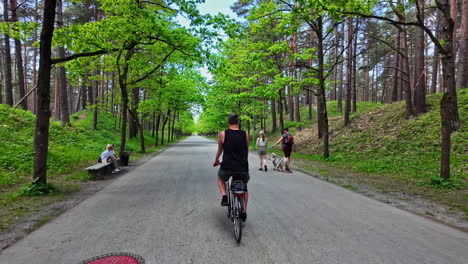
[1,136,467,264]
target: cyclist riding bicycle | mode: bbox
[213,113,249,222]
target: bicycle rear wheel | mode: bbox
[233,197,242,244]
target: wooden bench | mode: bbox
[85,163,113,179]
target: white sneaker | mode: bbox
[112,169,120,174]
[115,168,121,172]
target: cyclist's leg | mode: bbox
[241,172,250,213]
[217,176,227,196]
[218,168,231,206]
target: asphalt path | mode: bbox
[0,136,467,264]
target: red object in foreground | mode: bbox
[80,253,145,264]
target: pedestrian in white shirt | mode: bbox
[100,144,121,174]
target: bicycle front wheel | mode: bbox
[233,197,243,244]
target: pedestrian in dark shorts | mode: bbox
[272,128,295,172]
[213,113,249,221]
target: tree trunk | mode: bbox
[344,17,353,126]
[283,88,289,117]
[391,28,400,102]
[332,29,339,101]
[414,0,427,115]
[54,71,60,120]
[271,100,277,132]
[352,18,358,113]
[137,110,145,152]
[431,14,441,94]
[81,76,87,110]
[75,85,81,113]
[10,0,27,110]
[118,48,135,155]
[390,0,413,117]
[155,113,161,145]
[161,110,170,145]
[152,111,156,137]
[291,31,301,129]
[33,0,56,184]
[288,88,294,121]
[92,70,99,129]
[308,91,313,120]
[399,14,413,118]
[56,0,70,125]
[459,0,468,88]
[439,0,461,179]
[0,50,3,104]
[278,91,284,131]
[171,111,176,142]
[129,87,139,139]
[315,16,329,157]
[31,0,39,114]
[3,0,14,106]
[337,22,345,113]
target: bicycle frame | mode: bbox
[225,177,245,244]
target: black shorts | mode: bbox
[283,147,292,158]
[218,168,250,184]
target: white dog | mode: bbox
[271,153,286,171]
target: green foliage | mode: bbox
[0,22,39,41]
[17,178,57,197]
[428,176,463,190]
[283,121,305,129]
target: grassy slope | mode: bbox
[261,90,467,216]
[0,106,170,231]
[0,106,160,188]
[294,90,467,185]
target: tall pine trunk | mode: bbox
[161,110,170,145]
[459,0,468,88]
[129,87,139,138]
[391,28,400,102]
[439,0,461,179]
[118,48,135,155]
[33,0,56,184]
[92,70,99,129]
[10,0,27,109]
[56,0,70,125]
[431,14,441,94]
[278,91,284,131]
[414,0,427,115]
[271,100,277,132]
[352,18,358,113]
[337,22,345,113]
[155,113,161,146]
[344,17,353,126]
[3,0,14,106]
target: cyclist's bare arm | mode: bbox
[272,136,282,147]
[213,130,225,167]
[245,131,249,148]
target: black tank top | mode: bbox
[221,129,249,172]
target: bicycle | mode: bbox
[225,175,246,244]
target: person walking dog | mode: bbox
[256,131,268,171]
[272,128,295,173]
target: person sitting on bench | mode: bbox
[100,144,121,174]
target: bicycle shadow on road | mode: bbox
[211,207,238,240]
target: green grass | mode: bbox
[0,106,180,231]
[296,90,467,188]
[0,106,173,188]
